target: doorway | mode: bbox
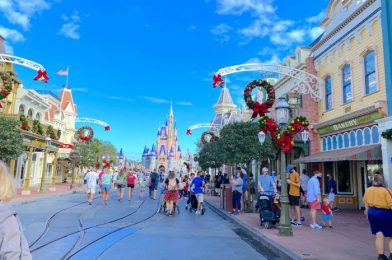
[357,162,366,210]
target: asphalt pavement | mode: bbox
[11,188,280,260]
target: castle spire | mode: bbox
[170,99,173,117]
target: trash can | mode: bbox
[220,184,233,212]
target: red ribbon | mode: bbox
[186,129,192,135]
[251,102,270,119]
[104,125,110,131]
[212,74,224,88]
[33,70,49,83]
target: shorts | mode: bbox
[195,193,204,203]
[101,184,110,191]
[309,200,321,210]
[87,187,96,194]
[289,195,300,206]
[127,184,135,188]
[368,207,392,236]
[117,184,125,189]
[328,192,335,202]
[150,182,158,190]
[322,214,332,221]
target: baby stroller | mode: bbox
[256,192,281,229]
[186,192,205,215]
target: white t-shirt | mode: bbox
[85,171,99,188]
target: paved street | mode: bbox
[12,189,279,260]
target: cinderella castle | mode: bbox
[141,103,192,171]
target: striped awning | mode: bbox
[295,144,382,163]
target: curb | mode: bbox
[205,199,302,260]
[10,189,82,206]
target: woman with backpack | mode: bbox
[163,171,179,216]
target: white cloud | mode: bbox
[215,0,275,16]
[138,96,169,104]
[60,11,81,40]
[211,23,233,42]
[245,55,281,65]
[238,19,269,38]
[0,0,51,30]
[309,27,324,40]
[0,26,25,42]
[4,41,14,55]
[287,29,306,43]
[245,57,261,64]
[306,10,326,24]
[176,101,193,106]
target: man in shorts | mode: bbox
[192,171,205,215]
[286,165,302,227]
[84,168,98,205]
[149,166,161,200]
[307,170,323,229]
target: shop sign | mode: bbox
[318,112,384,135]
[59,144,74,149]
[32,140,47,147]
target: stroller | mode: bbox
[186,192,205,215]
[256,192,281,229]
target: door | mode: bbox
[357,161,366,210]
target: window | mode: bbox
[322,138,327,151]
[27,109,33,119]
[357,130,363,146]
[327,137,332,151]
[323,162,334,194]
[344,133,350,148]
[337,161,352,193]
[325,76,332,110]
[364,51,377,94]
[332,136,337,150]
[36,113,41,121]
[338,135,343,149]
[350,131,356,147]
[372,127,379,143]
[364,128,371,145]
[342,64,352,103]
[18,105,25,115]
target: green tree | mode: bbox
[0,116,24,162]
[197,140,223,171]
[74,139,118,167]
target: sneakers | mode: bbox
[292,223,302,227]
[310,223,323,229]
[300,215,305,222]
[377,254,388,260]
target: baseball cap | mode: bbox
[287,164,295,173]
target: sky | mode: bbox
[0,0,329,159]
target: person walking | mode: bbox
[307,170,323,229]
[192,171,205,215]
[84,168,99,205]
[363,174,392,260]
[111,169,118,189]
[100,167,112,205]
[326,173,338,211]
[163,171,179,216]
[139,176,147,200]
[215,171,223,196]
[0,161,32,259]
[287,165,302,227]
[300,169,310,208]
[230,171,243,215]
[127,170,137,201]
[116,170,126,202]
[149,169,159,200]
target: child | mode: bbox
[139,176,146,200]
[321,198,333,228]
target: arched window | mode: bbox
[35,113,41,121]
[27,109,33,119]
[350,131,356,147]
[18,105,25,115]
[342,64,352,103]
[322,138,327,151]
[372,126,379,143]
[344,132,350,148]
[364,128,371,145]
[357,129,363,146]
[364,51,377,94]
[325,76,332,110]
[327,137,332,151]
[338,134,343,149]
[332,136,337,150]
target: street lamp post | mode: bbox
[39,137,51,193]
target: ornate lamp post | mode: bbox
[39,137,51,193]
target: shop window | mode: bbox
[324,162,334,194]
[325,76,332,110]
[342,64,352,103]
[344,133,350,148]
[327,137,332,151]
[338,135,343,149]
[372,126,379,143]
[350,131,356,147]
[337,161,352,193]
[364,128,371,145]
[357,130,363,146]
[332,136,337,150]
[364,51,377,94]
[322,138,327,151]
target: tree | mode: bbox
[197,140,223,171]
[74,138,118,168]
[0,116,24,162]
[219,121,275,166]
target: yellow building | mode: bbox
[298,0,388,209]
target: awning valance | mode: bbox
[295,144,382,163]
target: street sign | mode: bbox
[69,151,81,162]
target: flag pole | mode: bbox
[65,65,69,88]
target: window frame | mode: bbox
[325,75,333,111]
[342,63,353,104]
[363,50,377,95]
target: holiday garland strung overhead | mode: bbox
[243,80,310,153]
[201,131,218,144]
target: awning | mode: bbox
[295,144,382,163]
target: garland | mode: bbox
[56,129,61,140]
[381,129,392,140]
[20,114,30,131]
[46,125,56,139]
[244,80,275,119]
[32,119,44,135]
[201,131,218,144]
[77,126,94,142]
[0,72,14,107]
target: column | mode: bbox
[22,147,33,195]
[376,117,392,188]
[39,148,48,193]
[9,159,16,178]
[49,153,58,191]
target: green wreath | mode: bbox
[201,131,218,144]
[244,80,275,119]
[77,126,94,142]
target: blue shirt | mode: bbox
[327,178,337,194]
[192,176,204,194]
[307,176,321,202]
[232,176,243,194]
[242,173,247,190]
[258,175,275,195]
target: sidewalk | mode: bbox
[13,182,79,204]
[205,195,374,260]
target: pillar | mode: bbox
[376,117,392,188]
[9,159,16,178]
[49,153,58,191]
[22,147,33,195]
[39,148,48,193]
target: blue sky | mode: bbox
[0,0,329,159]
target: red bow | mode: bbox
[212,74,224,88]
[103,160,113,169]
[278,132,294,153]
[186,129,192,135]
[251,102,269,119]
[104,125,110,131]
[33,70,49,83]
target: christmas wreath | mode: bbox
[77,126,94,142]
[244,80,275,119]
[201,131,218,144]
[0,72,14,107]
[20,114,30,131]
